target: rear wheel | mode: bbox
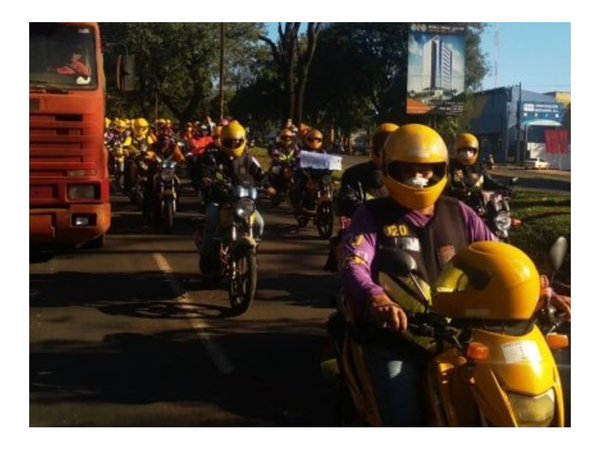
[228,251,257,315]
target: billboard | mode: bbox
[407,23,466,115]
[519,101,565,125]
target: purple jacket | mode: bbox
[341,200,497,320]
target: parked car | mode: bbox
[524,158,550,170]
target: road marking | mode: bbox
[152,252,234,375]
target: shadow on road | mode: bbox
[30,322,335,426]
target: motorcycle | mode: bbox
[212,174,261,315]
[106,142,127,193]
[297,169,335,239]
[148,154,180,233]
[112,145,126,193]
[453,175,519,242]
[323,238,569,426]
[268,151,295,207]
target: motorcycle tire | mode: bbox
[270,194,282,208]
[316,203,334,239]
[228,250,257,315]
[162,199,174,234]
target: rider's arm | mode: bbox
[340,205,386,314]
[199,152,217,180]
[341,205,407,330]
[482,173,508,191]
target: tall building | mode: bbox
[422,35,453,91]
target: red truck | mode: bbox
[30,23,110,248]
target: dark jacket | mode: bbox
[336,161,386,218]
[200,150,269,204]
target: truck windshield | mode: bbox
[30,23,98,90]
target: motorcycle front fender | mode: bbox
[317,195,332,206]
[160,189,177,200]
[230,235,257,259]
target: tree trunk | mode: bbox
[294,23,322,126]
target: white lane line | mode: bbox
[153,253,234,374]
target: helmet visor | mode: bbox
[386,162,445,187]
[223,138,245,150]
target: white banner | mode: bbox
[299,151,342,171]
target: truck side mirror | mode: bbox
[116,54,136,92]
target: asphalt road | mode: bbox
[30,181,342,426]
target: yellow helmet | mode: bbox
[433,241,540,320]
[305,129,323,151]
[133,118,149,138]
[371,123,399,166]
[278,128,295,146]
[115,119,128,133]
[221,120,246,158]
[453,132,479,165]
[382,124,448,210]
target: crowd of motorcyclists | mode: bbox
[103,115,571,426]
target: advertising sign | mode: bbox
[299,151,342,171]
[520,101,564,124]
[407,23,466,115]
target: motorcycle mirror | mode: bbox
[377,247,418,277]
[549,236,568,273]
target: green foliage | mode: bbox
[509,190,571,285]
[100,22,266,122]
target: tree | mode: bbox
[259,23,323,126]
[100,22,265,123]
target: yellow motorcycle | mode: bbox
[324,238,569,426]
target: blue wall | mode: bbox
[467,86,558,163]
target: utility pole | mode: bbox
[219,23,225,120]
[516,82,522,165]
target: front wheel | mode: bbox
[316,202,334,239]
[228,251,257,315]
[162,198,174,233]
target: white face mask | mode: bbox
[403,175,429,188]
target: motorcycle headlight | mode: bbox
[506,389,555,427]
[234,198,256,219]
[271,166,281,175]
[161,168,175,182]
[494,211,512,230]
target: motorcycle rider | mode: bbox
[289,128,327,224]
[196,120,275,277]
[141,127,185,223]
[187,124,214,191]
[123,118,156,195]
[447,132,506,195]
[340,124,498,426]
[267,128,300,198]
[324,123,399,272]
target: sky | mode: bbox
[479,22,570,93]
